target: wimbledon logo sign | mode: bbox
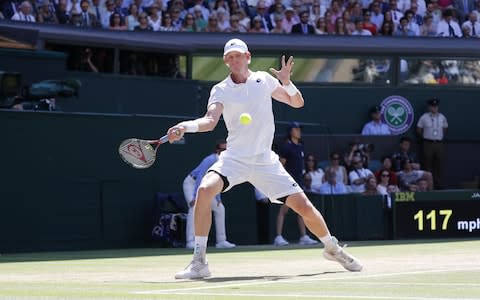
[380,95,414,135]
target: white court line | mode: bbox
[347,281,480,287]
[132,267,480,295]
[131,291,479,300]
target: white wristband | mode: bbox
[182,120,199,133]
[283,82,299,96]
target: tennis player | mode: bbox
[168,38,363,279]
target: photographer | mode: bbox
[344,142,374,171]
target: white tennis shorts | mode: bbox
[208,151,303,203]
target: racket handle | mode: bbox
[158,135,169,144]
[158,129,181,144]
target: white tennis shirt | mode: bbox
[208,70,280,160]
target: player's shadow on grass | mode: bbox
[201,271,343,283]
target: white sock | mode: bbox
[319,234,337,251]
[193,236,208,263]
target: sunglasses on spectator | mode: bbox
[381,173,390,177]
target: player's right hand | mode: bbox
[167,126,184,143]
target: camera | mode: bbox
[0,70,81,111]
[358,143,375,153]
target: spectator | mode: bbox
[109,12,127,30]
[89,0,104,23]
[462,12,480,37]
[363,10,378,35]
[363,177,379,195]
[215,7,230,30]
[303,172,315,192]
[202,12,221,31]
[56,0,70,24]
[147,3,161,31]
[325,152,349,185]
[37,0,59,24]
[249,15,268,32]
[102,0,115,28]
[361,105,392,135]
[436,8,462,37]
[192,6,207,31]
[395,16,416,35]
[351,19,373,35]
[68,0,81,15]
[374,156,399,186]
[169,7,183,30]
[416,178,429,192]
[274,122,318,247]
[371,1,385,29]
[389,0,404,25]
[474,1,480,20]
[334,17,349,34]
[376,169,398,207]
[408,3,424,25]
[330,0,343,24]
[125,3,140,31]
[420,14,437,36]
[79,0,100,28]
[269,1,285,25]
[253,0,273,32]
[69,11,83,26]
[324,10,335,33]
[2,0,19,20]
[348,156,374,193]
[159,12,177,31]
[343,9,356,33]
[397,158,430,191]
[291,10,315,34]
[411,0,427,17]
[453,0,475,23]
[404,9,421,34]
[180,12,197,31]
[304,154,325,192]
[417,98,448,189]
[379,19,395,35]
[134,12,153,30]
[309,2,323,24]
[350,1,364,22]
[315,16,328,34]
[319,168,348,195]
[270,14,288,33]
[182,139,235,249]
[426,0,443,26]
[282,7,299,33]
[236,8,251,30]
[11,1,35,22]
[391,136,420,171]
[188,1,209,21]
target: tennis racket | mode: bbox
[118,135,170,169]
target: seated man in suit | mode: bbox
[291,10,315,34]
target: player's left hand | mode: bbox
[269,55,294,85]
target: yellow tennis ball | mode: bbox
[239,113,252,125]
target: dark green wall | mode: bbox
[1,110,386,252]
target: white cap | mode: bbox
[223,38,248,56]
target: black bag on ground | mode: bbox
[151,192,188,247]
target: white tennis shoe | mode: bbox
[175,260,211,279]
[323,237,363,272]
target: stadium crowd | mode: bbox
[1,0,480,37]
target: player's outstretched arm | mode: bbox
[270,55,304,108]
[167,102,224,142]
